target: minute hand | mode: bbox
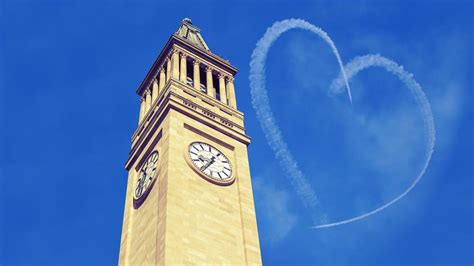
[201,157,215,171]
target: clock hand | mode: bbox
[201,156,216,171]
[136,176,145,196]
[140,172,147,188]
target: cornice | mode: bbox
[128,81,250,169]
[132,79,244,142]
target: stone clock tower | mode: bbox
[118,19,262,265]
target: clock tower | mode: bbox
[118,19,262,265]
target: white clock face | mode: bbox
[188,142,232,182]
[134,150,159,200]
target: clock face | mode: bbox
[188,142,233,183]
[134,150,159,202]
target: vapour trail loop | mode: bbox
[249,19,436,229]
[313,54,436,228]
[249,18,352,224]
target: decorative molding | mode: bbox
[219,107,233,116]
[201,98,215,107]
[182,99,198,110]
[183,123,235,151]
[219,118,233,128]
[131,80,247,149]
[180,97,241,131]
[179,82,244,119]
[183,89,198,98]
[171,47,180,54]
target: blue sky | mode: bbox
[1,0,472,265]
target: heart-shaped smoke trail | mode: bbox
[249,18,353,224]
[318,54,436,228]
[249,19,436,229]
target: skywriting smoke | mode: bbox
[249,18,353,223]
[249,20,436,229]
[317,54,436,228]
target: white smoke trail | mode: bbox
[249,19,352,223]
[312,54,436,228]
[249,19,436,228]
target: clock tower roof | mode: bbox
[174,18,210,52]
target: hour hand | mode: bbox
[200,156,215,171]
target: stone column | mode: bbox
[145,89,152,113]
[193,60,200,91]
[158,67,166,93]
[151,78,159,104]
[205,67,214,98]
[179,52,187,82]
[166,58,171,82]
[171,48,180,80]
[218,73,227,105]
[139,97,145,124]
[226,76,237,108]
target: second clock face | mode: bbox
[188,142,232,182]
[134,150,159,201]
